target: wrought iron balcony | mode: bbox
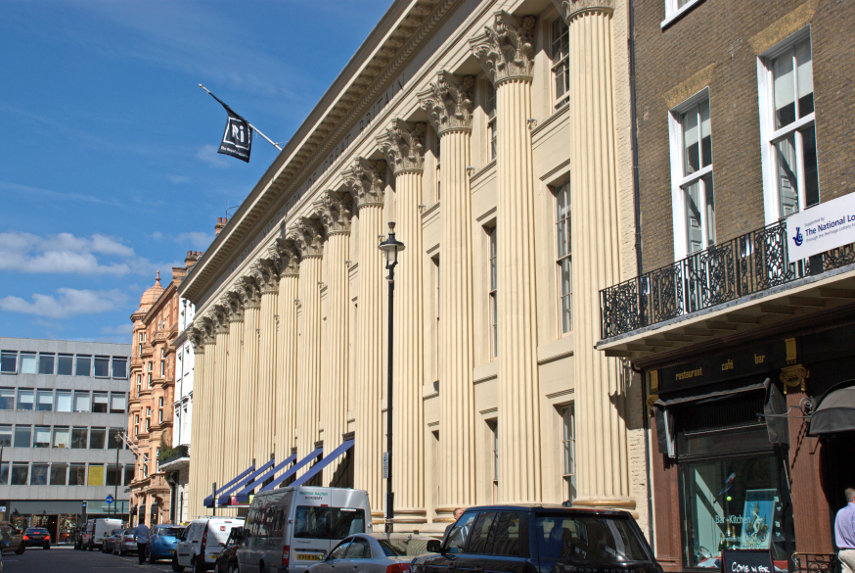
[600,219,855,340]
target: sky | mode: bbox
[0,0,394,344]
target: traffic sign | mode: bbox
[105,495,114,505]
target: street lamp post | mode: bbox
[378,222,404,534]
[114,434,121,516]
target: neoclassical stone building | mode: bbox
[180,0,649,533]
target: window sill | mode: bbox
[661,0,705,29]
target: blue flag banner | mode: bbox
[219,110,252,163]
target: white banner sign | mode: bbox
[786,193,855,262]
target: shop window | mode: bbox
[94,355,109,377]
[71,427,88,449]
[50,463,68,485]
[57,353,73,375]
[89,427,107,449]
[20,352,37,374]
[0,388,14,409]
[16,388,34,410]
[38,353,55,374]
[11,462,29,485]
[36,389,52,411]
[55,390,72,412]
[68,463,86,485]
[75,354,91,376]
[30,463,49,485]
[112,356,128,379]
[13,425,32,448]
[92,391,108,413]
[0,351,16,373]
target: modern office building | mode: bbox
[180,0,649,534]
[0,337,134,543]
[599,0,855,569]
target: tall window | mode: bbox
[670,93,715,258]
[758,34,818,221]
[552,18,570,108]
[560,403,577,502]
[487,85,497,160]
[487,419,498,502]
[555,182,572,333]
[488,226,498,358]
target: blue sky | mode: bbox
[0,0,393,343]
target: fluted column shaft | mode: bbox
[495,77,541,502]
[392,168,425,514]
[213,322,229,494]
[199,337,216,514]
[320,230,350,483]
[225,313,243,486]
[353,202,386,508]
[241,299,260,469]
[567,5,629,503]
[275,271,299,462]
[188,340,206,517]
[296,254,323,459]
[438,128,476,508]
[256,281,278,464]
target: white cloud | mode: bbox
[196,144,231,168]
[0,288,127,319]
[101,323,134,336]
[0,231,138,275]
[175,231,213,251]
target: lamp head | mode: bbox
[378,222,405,267]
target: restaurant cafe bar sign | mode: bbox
[658,343,784,393]
[787,192,855,261]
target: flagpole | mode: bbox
[198,84,283,151]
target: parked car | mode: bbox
[101,529,123,553]
[148,524,184,563]
[174,516,244,572]
[22,527,51,549]
[117,528,138,556]
[412,504,663,573]
[215,527,243,573]
[82,518,123,551]
[307,533,441,573]
[0,522,24,555]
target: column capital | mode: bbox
[377,119,427,175]
[226,289,245,322]
[239,275,262,309]
[212,302,231,334]
[551,0,614,23]
[417,71,475,136]
[470,11,536,86]
[253,257,280,294]
[317,191,353,236]
[345,158,387,208]
[288,217,325,258]
[275,238,301,278]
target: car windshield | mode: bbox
[378,536,437,557]
[534,514,652,564]
[157,527,183,537]
[26,528,47,534]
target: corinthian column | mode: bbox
[377,120,427,522]
[471,10,542,502]
[345,158,388,512]
[418,72,477,513]
[212,303,230,491]
[291,218,324,462]
[556,0,632,508]
[274,242,300,462]
[225,291,244,485]
[239,276,261,471]
[188,323,210,517]
[254,255,279,464]
[317,191,353,483]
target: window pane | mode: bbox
[73,391,90,412]
[0,462,9,484]
[773,50,795,128]
[94,356,109,377]
[0,388,14,409]
[106,464,121,486]
[775,134,798,218]
[68,463,86,485]
[75,355,91,376]
[123,465,135,485]
[110,392,127,413]
[802,125,819,208]
[0,425,11,447]
[57,354,73,375]
[16,388,34,410]
[795,39,813,117]
[55,390,72,412]
[89,428,106,449]
[11,462,29,485]
[30,463,49,485]
[0,351,16,373]
[37,389,52,411]
[88,464,104,486]
[108,428,124,449]
[50,463,68,485]
[92,391,108,413]
[112,357,128,379]
[53,426,70,448]
[38,353,55,374]
[71,427,88,449]
[14,425,32,447]
[20,352,37,374]
[34,426,51,448]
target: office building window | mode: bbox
[110,392,127,413]
[38,353,55,374]
[37,389,52,412]
[554,181,572,333]
[89,427,107,449]
[0,462,7,484]
[30,463,49,485]
[75,354,91,376]
[0,388,14,409]
[57,353,73,375]
[50,463,68,485]
[73,390,90,412]
[0,351,16,373]
[71,427,88,449]
[108,428,124,449]
[0,425,11,447]
[11,462,29,485]
[158,409,163,423]
[53,426,71,448]
[124,465,135,485]
[68,463,86,485]
[94,355,109,377]
[137,374,142,395]
[487,226,498,358]
[560,403,577,502]
[112,356,128,379]
[87,464,105,486]
[145,418,151,432]
[14,425,32,448]
[670,93,715,258]
[552,18,569,108]
[106,463,121,486]
[34,426,51,448]
[758,33,818,221]
[92,391,108,413]
[20,352,37,374]
[16,388,34,411]
[55,390,72,412]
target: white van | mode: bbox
[236,486,372,573]
[174,516,244,572]
[83,518,123,551]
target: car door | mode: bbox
[416,511,480,573]
[309,537,353,573]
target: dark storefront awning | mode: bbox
[216,457,277,506]
[203,462,256,508]
[809,382,855,436]
[291,439,354,488]
[227,453,297,506]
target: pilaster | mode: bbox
[418,73,477,514]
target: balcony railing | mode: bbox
[600,219,855,339]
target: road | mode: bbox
[2,545,180,573]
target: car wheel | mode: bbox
[44,543,50,550]
[172,555,185,572]
[193,556,206,573]
[15,544,25,555]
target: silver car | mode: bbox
[307,533,441,573]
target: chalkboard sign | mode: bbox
[721,549,775,573]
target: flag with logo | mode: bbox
[218,108,252,163]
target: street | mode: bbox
[2,545,178,573]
